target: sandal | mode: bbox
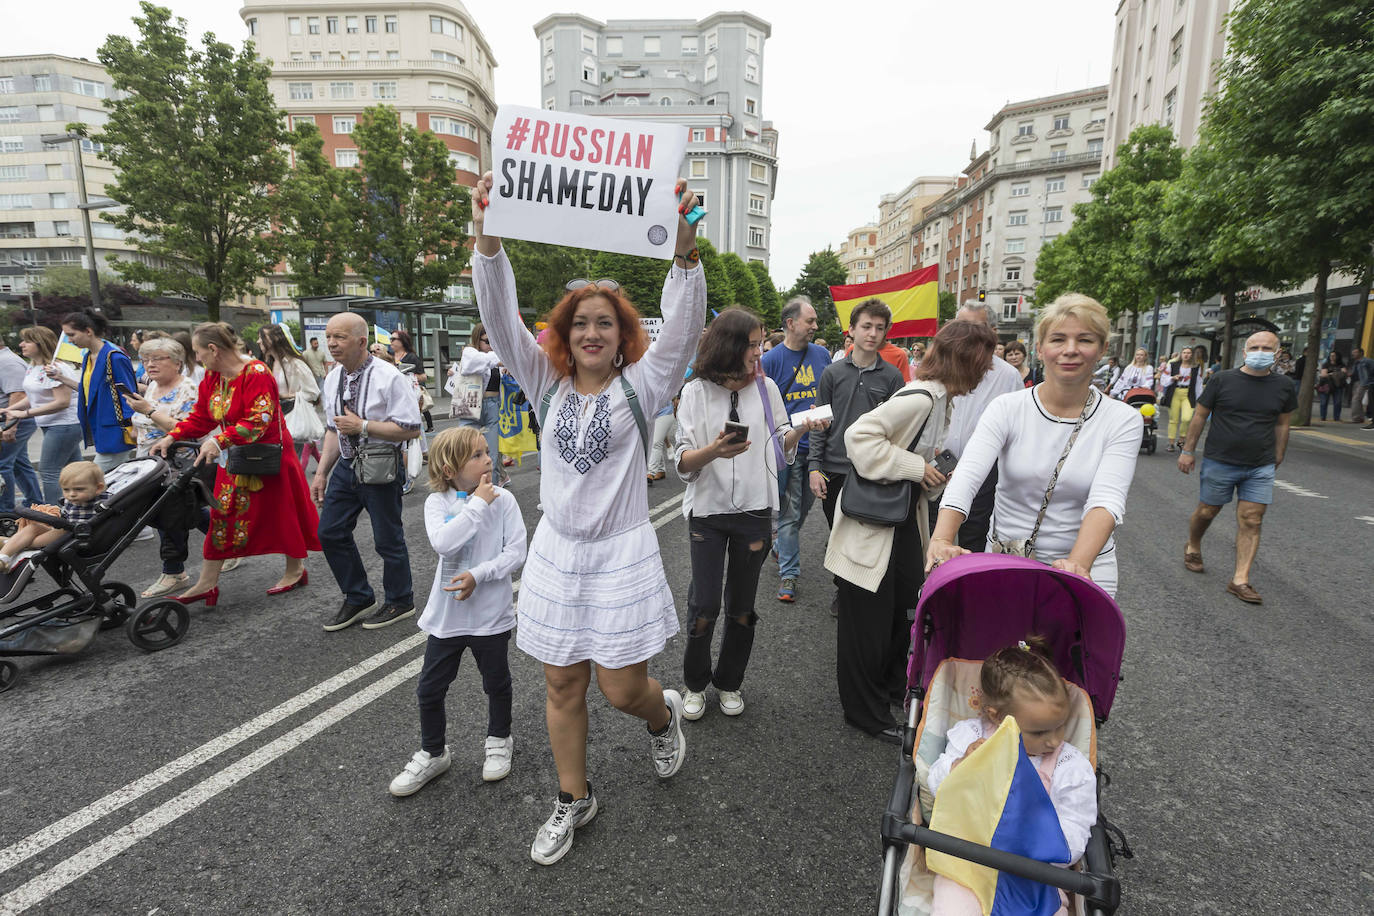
[142,573,189,598]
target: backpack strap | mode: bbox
[537,376,650,459]
[538,380,559,433]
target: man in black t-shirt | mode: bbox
[1177,331,1297,605]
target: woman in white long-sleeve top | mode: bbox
[469,171,705,866]
[453,324,509,486]
[927,295,1142,597]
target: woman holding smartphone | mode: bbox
[673,308,824,721]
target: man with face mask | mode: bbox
[1176,331,1296,605]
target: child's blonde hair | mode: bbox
[427,426,485,493]
[58,460,105,492]
[977,635,1070,717]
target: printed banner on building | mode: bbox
[484,104,688,259]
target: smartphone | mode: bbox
[723,421,749,444]
[114,382,134,399]
[933,449,958,476]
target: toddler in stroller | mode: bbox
[0,461,106,577]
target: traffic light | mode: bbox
[977,289,986,302]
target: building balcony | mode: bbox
[994,150,1101,177]
[275,58,487,86]
[725,137,775,158]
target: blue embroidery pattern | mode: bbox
[555,391,614,474]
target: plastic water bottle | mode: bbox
[439,491,472,586]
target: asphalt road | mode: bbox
[1,426,1371,915]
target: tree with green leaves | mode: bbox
[586,249,674,318]
[35,265,120,298]
[95,2,287,321]
[748,260,782,330]
[695,238,734,317]
[341,106,471,300]
[503,239,595,319]
[1200,0,1374,425]
[276,122,349,299]
[937,290,958,324]
[789,247,847,343]
[720,252,760,316]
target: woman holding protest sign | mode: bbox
[471,170,704,866]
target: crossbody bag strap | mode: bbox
[1023,388,1095,556]
[619,375,650,459]
[755,374,786,471]
[537,380,559,434]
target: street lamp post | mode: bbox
[40,133,101,311]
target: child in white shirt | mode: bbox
[388,427,526,798]
[928,637,1098,916]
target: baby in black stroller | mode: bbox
[0,460,106,576]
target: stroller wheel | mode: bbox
[126,600,190,653]
[100,582,137,630]
[0,659,18,693]
[0,518,15,539]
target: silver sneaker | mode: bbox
[651,689,687,778]
[530,785,599,865]
[388,747,450,797]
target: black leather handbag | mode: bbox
[839,389,933,527]
[225,391,285,476]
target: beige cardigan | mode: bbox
[823,379,950,593]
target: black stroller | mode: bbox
[0,443,210,693]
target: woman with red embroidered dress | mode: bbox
[150,322,321,606]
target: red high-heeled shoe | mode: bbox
[174,586,219,608]
[266,569,308,596]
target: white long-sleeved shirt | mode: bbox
[1110,363,1154,397]
[929,716,1097,864]
[418,487,527,638]
[457,346,502,378]
[943,356,1023,458]
[673,376,795,518]
[939,387,1141,561]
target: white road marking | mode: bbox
[1356,516,1374,527]
[1273,480,1328,499]
[0,658,425,916]
[1,490,688,907]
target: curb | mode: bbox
[1287,427,1374,464]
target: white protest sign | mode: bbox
[484,104,688,259]
[640,317,664,342]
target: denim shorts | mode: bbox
[1199,458,1275,506]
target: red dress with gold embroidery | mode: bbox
[171,361,322,560]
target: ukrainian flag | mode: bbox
[498,373,536,464]
[373,325,391,346]
[926,716,1071,916]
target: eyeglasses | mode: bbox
[143,355,175,364]
[729,389,740,424]
[565,278,621,293]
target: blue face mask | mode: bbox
[1244,351,1276,370]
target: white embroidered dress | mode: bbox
[472,248,705,668]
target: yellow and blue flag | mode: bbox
[498,373,536,464]
[55,332,83,364]
[373,325,391,346]
[927,716,1070,916]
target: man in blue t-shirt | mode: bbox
[761,296,832,602]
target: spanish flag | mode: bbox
[829,265,939,338]
[926,716,1070,916]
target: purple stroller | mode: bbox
[877,553,1132,915]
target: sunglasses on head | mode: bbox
[565,278,621,293]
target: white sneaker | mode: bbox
[718,690,745,717]
[681,689,706,721]
[135,526,156,542]
[482,735,513,782]
[650,689,687,778]
[388,747,451,797]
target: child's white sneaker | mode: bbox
[681,688,706,721]
[482,735,513,782]
[718,689,745,716]
[388,746,450,797]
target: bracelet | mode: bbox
[362,419,370,438]
[1180,449,1194,455]
[673,247,700,265]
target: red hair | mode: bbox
[540,286,650,378]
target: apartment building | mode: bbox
[534,13,778,266]
[838,225,878,285]
[1103,0,1229,169]
[873,176,959,281]
[0,55,148,298]
[241,0,497,306]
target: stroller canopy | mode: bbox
[908,554,1126,721]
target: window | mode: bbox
[690,159,707,178]
[367,50,380,60]
[1044,206,1063,223]
[72,78,105,98]
[335,149,359,167]
[387,50,399,60]
[583,98,596,107]
[582,59,596,82]
[329,82,354,99]
[348,51,361,61]
[1002,298,1019,321]
[705,31,718,52]
[543,34,554,54]
[0,166,25,181]
[310,52,322,61]
[32,75,50,91]
[384,15,398,33]
[52,220,70,236]
[430,16,462,40]
[1049,144,1068,163]
[745,58,758,83]
[449,151,479,173]
[46,164,61,179]
[1005,266,1022,282]
[544,97,555,110]
[372,81,397,100]
[745,97,756,115]
[1087,138,1104,157]
[326,16,338,34]
[689,129,704,143]
[80,138,102,153]
[1005,238,1026,253]
[1082,172,1100,188]
[692,192,705,209]
[291,114,314,129]
[581,31,596,53]
[1017,121,1033,136]
[333,116,355,134]
[1045,176,1065,193]
[1010,181,1029,198]
[660,97,671,106]
[307,16,320,34]
[749,226,765,247]
[1053,114,1069,131]
[1163,89,1177,128]
[746,31,761,52]
[705,57,717,82]
[432,50,462,65]
[682,36,698,55]
[345,15,358,34]
[623,97,639,107]
[1170,27,1184,69]
[0,106,18,123]
[0,195,33,208]
[288,82,313,100]
[748,193,766,215]
[288,16,301,35]
[49,192,68,208]
[543,58,555,85]
[1008,211,1028,226]
[246,18,258,36]
[366,15,377,33]
[750,162,767,182]
[643,36,660,56]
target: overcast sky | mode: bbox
[10,0,1116,288]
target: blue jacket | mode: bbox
[77,342,138,454]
